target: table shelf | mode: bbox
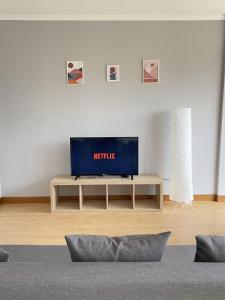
[50,175,163,213]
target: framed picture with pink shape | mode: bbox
[67,61,84,85]
[143,59,159,83]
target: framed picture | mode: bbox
[107,65,119,82]
[67,61,84,85]
[143,59,159,83]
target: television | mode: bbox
[70,137,138,178]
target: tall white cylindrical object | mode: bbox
[169,108,193,203]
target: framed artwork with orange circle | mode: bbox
[67,61,84,85]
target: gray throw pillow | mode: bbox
[65,232,171,262]
[115,232,171,262]
[195,235,225,262]
[0,248,9,262]
[65,235,118,262]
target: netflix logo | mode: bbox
[93,153,116,160]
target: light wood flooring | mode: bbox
[0,201,225,245]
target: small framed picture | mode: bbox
[107,65,119,82]
[67,61,84,85]
[143,59,159,83]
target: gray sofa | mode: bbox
[0,245,225,300]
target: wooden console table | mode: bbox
[50,175,163,213]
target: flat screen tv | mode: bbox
[70,137,138,178]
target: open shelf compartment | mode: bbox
[81,185,107,210]
[107,185,133,210]
[55,185,80,211]
[134,184,161,210]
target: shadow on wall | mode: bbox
[142,111,171,180]
[6,140,70,196]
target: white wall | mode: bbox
[217,25,225,196]
[1,0,224,18]
[0,21,224,196]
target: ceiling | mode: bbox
[0,0,224,20]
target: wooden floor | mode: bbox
[0,201,225,245]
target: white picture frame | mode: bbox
[107,65,120,82]
[143,59,159,83]
[67,61,84,85]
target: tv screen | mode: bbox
[70,137,138,176]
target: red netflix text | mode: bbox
[93,153,116,160]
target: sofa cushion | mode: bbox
[0,248,9,262]
[195,235,225,262]
[1,261,225,300]
[65,232,171,262]
[0,245,196,262]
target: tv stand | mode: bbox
[50,175,163,213]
